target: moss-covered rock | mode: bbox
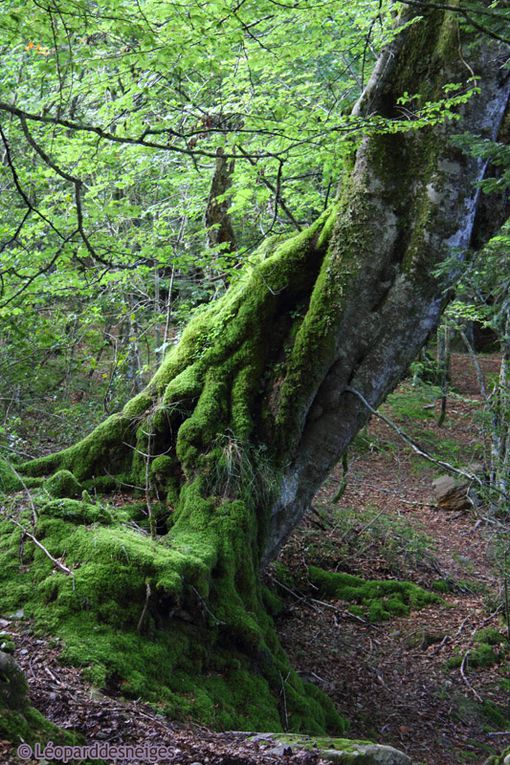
[43,470,83,499]
[484,746,510,765]
[248,734,412,764]
[0,651,28,712]
[0,650,76,748]
[0,633,15,654]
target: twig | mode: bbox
[137,581,151,634]
[7,516,72,576]
[460,651,483,702]
[345,386,483,485]
[279,671,290,731]
[310,596,380,629]
[1,461,38,526]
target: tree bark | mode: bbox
[16,6,510,731]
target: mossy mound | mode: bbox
[39,498,113,525]
[0,499,346,734]
[43,469,83,499]
[308,566,440,621]
[447,628,508,670]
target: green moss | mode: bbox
[247,733,409,764]
[0,706,77,748]
[43,470,83,499]
[485,746,510,765]
[385,384,442,420]
[0,500,347,734]
[447,643,500,669]
[447,630,508,670]
[432,578,452,593]
[0,650,78,748]
[0,458,22,493]
[150,455,175,477]
[308,566,439,621]
[474,627,507,647]
[0,634,16,653]
[39,498,113,525]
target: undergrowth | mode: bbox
[304,505,437,581]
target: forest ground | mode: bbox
[1,353,509,765]
[277,352,510,765]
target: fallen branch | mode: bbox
[7,516,72,576]
[345,386,483,485]
[460,650,483,703]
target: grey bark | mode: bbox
[262,10,510,564]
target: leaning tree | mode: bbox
[1,2,509,735]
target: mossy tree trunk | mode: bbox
[15,7,510,731]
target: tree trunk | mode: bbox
[13,6,510,732]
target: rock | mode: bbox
[0,633,15,654]
[247,734,411,764]
[321,744,411,764]
[432,474,470,511]
[8,609,24,620]
[404,629,446,650]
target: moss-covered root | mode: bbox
[308,566,440,622]
[0,503,346,734]
[0,650,74,747]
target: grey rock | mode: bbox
[247,734,411,764]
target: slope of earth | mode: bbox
[0,618,341,765]
[275,353,509,765]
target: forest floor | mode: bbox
[2,353,509,765]
[277,352,510,765]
